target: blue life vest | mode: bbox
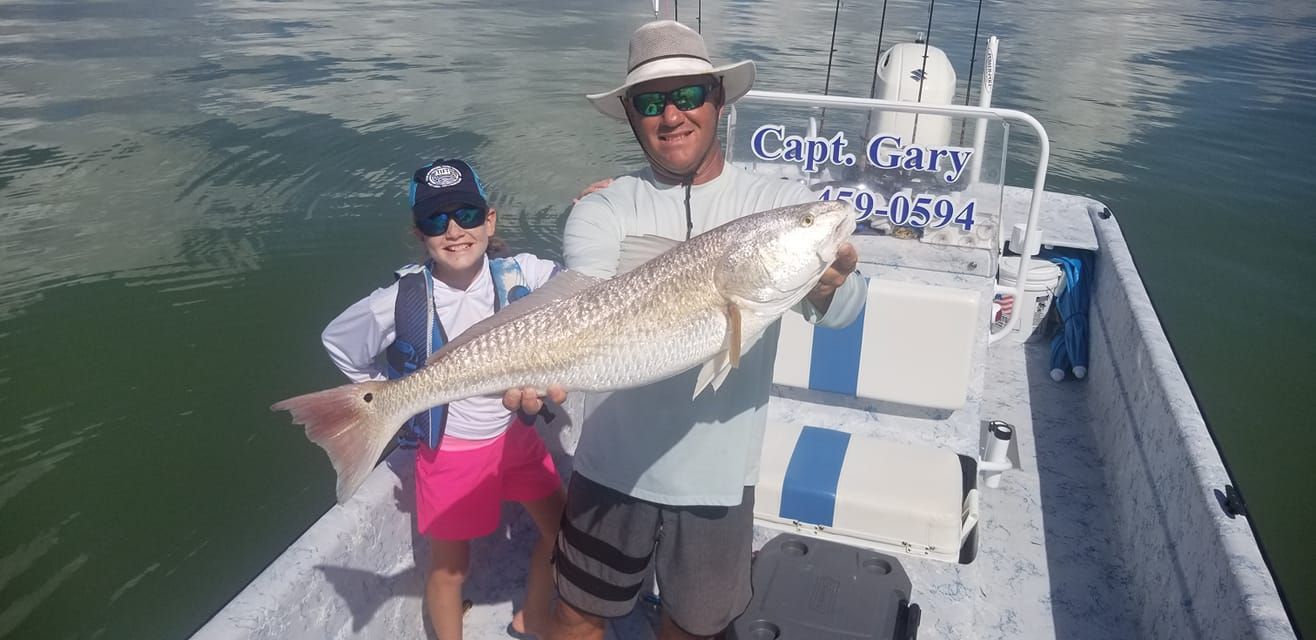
[384,257,533,449]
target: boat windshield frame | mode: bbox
[729,89,1052,343]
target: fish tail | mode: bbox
[271,380,398,504]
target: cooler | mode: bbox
[730,533,921,640]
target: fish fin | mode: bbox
[692,350,736,399]
[710,357,734,390]
[425,270,603,366]
[691,303,745,399]
[727,303,742,368]
[617,235,682,273]
[271,380,399,504]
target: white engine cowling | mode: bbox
[866,42,957,147]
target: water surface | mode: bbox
[0,0,1311,636]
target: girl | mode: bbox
[321,158,565,639]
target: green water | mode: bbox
[0,0,1311,637]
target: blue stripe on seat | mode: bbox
[779,426,851,527]
[807,304,867,396]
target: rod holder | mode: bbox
[981,420,1014,488]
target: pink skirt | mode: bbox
[414,419,561,540]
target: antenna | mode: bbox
[697,0,702,33]
[967,36,998,184]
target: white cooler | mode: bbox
[755,423,978,564]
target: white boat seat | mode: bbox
[773,277,980,411]
[758,277,984,563]
[756,423,978,563]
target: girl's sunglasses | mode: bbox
[415,206,487,236]
[629,84,714,117]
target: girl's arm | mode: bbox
[512,252,564,290]
[321,284,399,383]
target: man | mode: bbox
[511,20,866,640]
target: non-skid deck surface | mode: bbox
[387,340,1139,640]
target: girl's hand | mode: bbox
[573,178,614,203]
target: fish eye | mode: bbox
[802,214,815,226]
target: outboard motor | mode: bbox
[865,41,957,148]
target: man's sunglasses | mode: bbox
[629,84,715,117]
[415,206,488,236]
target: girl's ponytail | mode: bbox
[485,235,510,258]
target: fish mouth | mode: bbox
[815,202,857,263]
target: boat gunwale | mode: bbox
[1085,201,1298,638]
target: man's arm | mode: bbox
[799,269,866,328]
[563,194,624,277]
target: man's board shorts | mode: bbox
[415,418,561,541]
[553,473,755,636]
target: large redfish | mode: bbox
[273,200,855,503]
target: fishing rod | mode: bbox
[648,1,698,33]
[669,0,700,32]
[818,0,843,133]
[868,0,891,100]
[959,0,986,145]
[910,0,937,142]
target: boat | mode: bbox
[190,25,1298,640]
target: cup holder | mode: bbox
[862,556,892,574]
[780,540,809,556]
[746,620,781,640]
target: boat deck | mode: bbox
[912,338,1137,639]
[409,338,1137,640]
